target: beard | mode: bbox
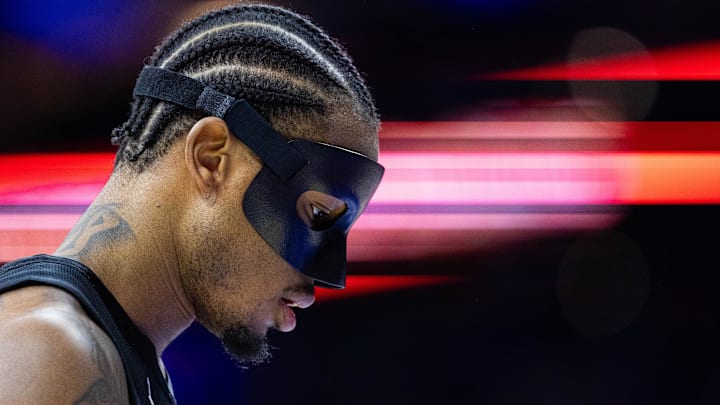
[181,214,272,367]
[221,324,272,367]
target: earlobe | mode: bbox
[184,117,232,195]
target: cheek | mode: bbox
[181,206,297,331]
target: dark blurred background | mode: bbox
[1,0,720,404]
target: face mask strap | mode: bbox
[133,66,385,288]
[133,66,307,181]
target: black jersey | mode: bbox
[0,255,175,405]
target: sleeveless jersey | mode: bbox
[0,255,176,404]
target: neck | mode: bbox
[55,171,195,353]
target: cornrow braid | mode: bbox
[111,3,378,172]
[261,7,376,111]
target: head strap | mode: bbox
[133,66,307,181]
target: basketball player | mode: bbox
[0,3,383,403]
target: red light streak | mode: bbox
[1,120,719,263]
[315,275,461,302]
[481,41,720,80]
[381,121,720,151]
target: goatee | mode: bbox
[221,325,272,367]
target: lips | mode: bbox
[278,299,298,332]
[276,287,315,332]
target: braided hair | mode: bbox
[111,3,378,172]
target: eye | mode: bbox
[296,191,347,231]
[311,204,328,218]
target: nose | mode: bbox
[294,293,316,309]
[283,284,315,309]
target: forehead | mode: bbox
[315,105,379,162]
[270,103,379,162]
[329,115,378,162]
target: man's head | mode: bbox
[109,3,381,365]
[112,3,379,169]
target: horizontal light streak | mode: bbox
[481,40,720,80]
[377,152,720,204]
[374,180,622,204]
[1,152,719,205]
[316,275,462,302]
[0,152,112,204]
[380,121,625,139]
[379,151,624,169]
[348,213,623,261]
[0,210,622,262]
[0,183,107,205]
[353,212,619,231]
[1,138,718,262]
[380,121,720,151]
[0,153,112,190]
[0,213,79,230]
[346,225,619,262]
[0,267,456,302]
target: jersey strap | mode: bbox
[0,255,175,405]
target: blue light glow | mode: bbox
[0,0,148,64]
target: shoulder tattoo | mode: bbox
[73,317,127,405]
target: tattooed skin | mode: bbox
[51,204,131,404]
[73,317,127,405]
[57,204,134,261]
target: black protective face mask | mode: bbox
[133,66,384,288]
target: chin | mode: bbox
[220,323,273,366]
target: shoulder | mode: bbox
[0,285,128,404]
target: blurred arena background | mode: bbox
[1,0,720,403]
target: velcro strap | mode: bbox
[224,100,307,181]
[133,66,307,181]
[134,66,206,111]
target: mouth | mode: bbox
[277,298,298,332]
[272,280,315,333]
[276,292,315,333]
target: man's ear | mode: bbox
[184,116,232,195]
